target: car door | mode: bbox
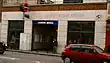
[80,46,99,63]
[69,45,82,62]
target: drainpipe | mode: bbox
[0,0,3,42]
[0,0,3,22]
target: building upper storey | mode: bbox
[3,0,107,6]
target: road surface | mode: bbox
[0,51,63,63]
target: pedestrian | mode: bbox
[73,40,77,44]
[68,40,72,45]
[52,38,58,54]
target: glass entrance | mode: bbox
[7,20,24,50]
[32,21,58,51]
[67,21,95,45]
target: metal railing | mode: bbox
[3,0,61,6]
[3,0,107,6]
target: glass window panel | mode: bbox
[67,21,95,45]
[63,0,83,3]
[7,20,24,50]
[70,45,80,51]
[8,20,24,30]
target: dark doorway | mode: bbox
[67,21,95,45]
[32,21,58,51]
[105,21,110,53]
[7,20,24,50]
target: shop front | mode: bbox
[1,10,107,53]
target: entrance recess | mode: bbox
[67,21,95,45]
[32,21,58,51]
[7,20,24,50]
[105,21,110,53]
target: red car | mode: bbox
[61,44,110,63]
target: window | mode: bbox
[80,46,94,53]
[70,45,80,52]
[63,0,83,3]
[67,21,95,45]
[8,20,24,50]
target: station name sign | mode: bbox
[38,22,53,24]
[33,21,58,25]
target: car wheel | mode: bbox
[64,57,72,63]
[102,60,108,63]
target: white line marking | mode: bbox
[35,61,40,63]
[33,60,45,63]
[0,56,20,60]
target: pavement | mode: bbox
[6,49,61,57]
